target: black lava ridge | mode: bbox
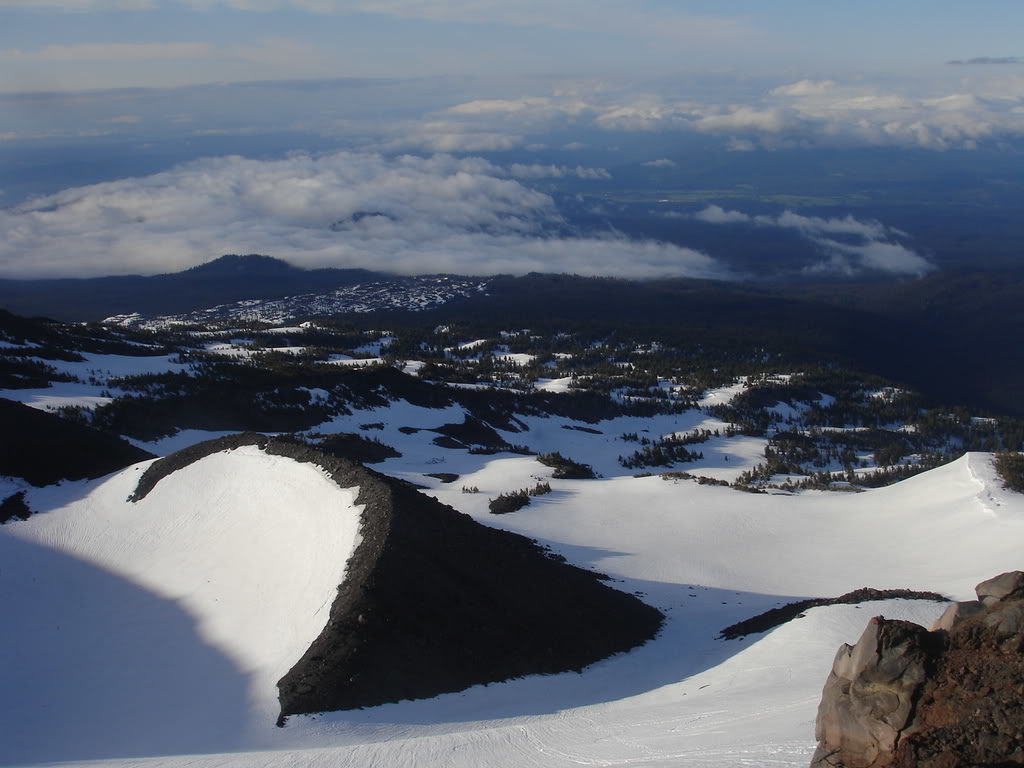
[128,433,665,717]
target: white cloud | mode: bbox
[759,79,1024,149]
[594,99,686,132]
[816,240,931,277]
[693,106,791,135]
[12,65,1019,153]
[642,158,675,168]
[0,151,723,280]
[694,205,751,225]
[380,123,523,153]
[506,164,611,180]
[434,76,1024,151]
[769,80,837,97]
[447,97,567,116]
[765,210,889,240]
[693,206,933,277]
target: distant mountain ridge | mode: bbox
[0,254,385,322]
[6,255,1024,418]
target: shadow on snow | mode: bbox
[0,533,251,766]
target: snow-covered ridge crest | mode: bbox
[123,443,364,703]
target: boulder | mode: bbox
[810,573,1024,768]
[929,600,983,632]
[981,600,1024,641]
[812,617,935,768]
[975,571,1024,606]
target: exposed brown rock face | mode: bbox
[810,572,1024,768]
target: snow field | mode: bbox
[3,387,1024,767]
[438,453,1023,600]
[75,602,945,768]
[195,440,1016,768]
[1,447,363,764]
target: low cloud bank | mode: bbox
[0,151,721,280]
[948,57,1024,66]
[694,206,933,277]
[434,77,1024,151]
[6,74,1023,157]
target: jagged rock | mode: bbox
[810,572,1024,768]
[930,600,983,632]
[812,618,936,768]
[981,600,1024,641]
[975,571,1024,606]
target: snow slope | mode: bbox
[435,452,1020,600]
[0,446,362,765]
[2,449,1022,768]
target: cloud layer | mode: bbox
[948,57,1024,66]
[0,151,723,280]
[428,77,1024,151]
[4,70,1024,155]
[693,206,932,277]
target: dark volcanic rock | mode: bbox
[721,588,948,640]
[810,571,1024,768]
[0,397,155,487]
[129,434,664,719]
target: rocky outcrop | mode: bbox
[810,572,1024,768]
[720,588,947,640]
[811,617,940,768]
[130,434,664,720]
[928,601,983,633]
[975,571,1024,605]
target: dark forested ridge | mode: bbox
[0,255,383,322]
[0,398,155,487]
[350,269,1024,418]
[3,256,1024,417]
